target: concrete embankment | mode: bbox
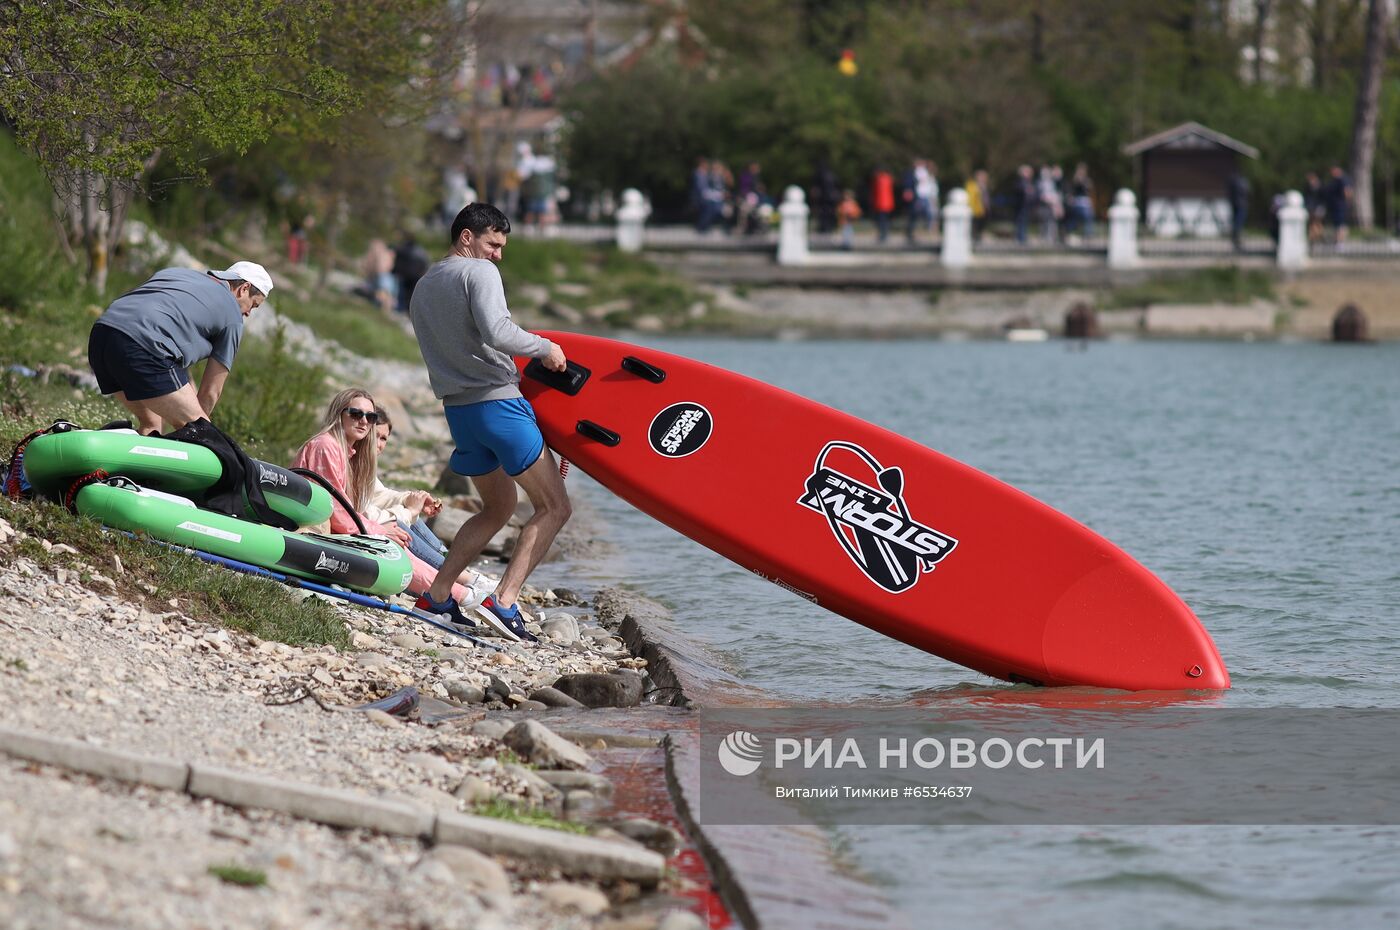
[643,248,1400,341]
[596,589,912,930]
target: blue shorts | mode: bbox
[87,323,190,401]
[444,397,545,477]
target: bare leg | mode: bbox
[113,392,162,435]
[117,383,207,435]
[427,467,517,604]
[494,447,571,607]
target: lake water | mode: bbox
[555,336,1400,928]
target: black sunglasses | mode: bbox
[344,408,380,423]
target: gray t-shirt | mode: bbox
[409,256,550,406]
[97,268,243,370]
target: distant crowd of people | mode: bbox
[688,158,1103,246]
[687,155,1361,250]
[690,158,775,235]
[1298,165,1354,244]
[692,158,1099,247]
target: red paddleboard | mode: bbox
[516,332,1229,691]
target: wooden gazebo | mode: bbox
[1123,122,1259,237]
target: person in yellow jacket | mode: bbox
[965,170,990,242]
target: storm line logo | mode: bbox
[798,441,957,594]
[718,731,764,776]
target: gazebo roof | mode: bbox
[1123,121,1259,159]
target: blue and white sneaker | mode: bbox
[414,591,480,631]
[474,596,539,643]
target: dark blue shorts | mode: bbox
[87,324,190,402]
[444,397,545,477]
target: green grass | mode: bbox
[472,799,589,835]
[498,237,725,330]
[0,497,352,650]
[3,657,28,671]
[272,292,423,364]
[1105,267,1276,309]
[207,864,268,887]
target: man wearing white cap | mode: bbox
[87,261,274,435]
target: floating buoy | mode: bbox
[1331,303,1369,342]
[1064,302,1100,339]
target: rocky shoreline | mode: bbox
[0,296,920,930]
[0,298,726,928]
[0,500,723,929]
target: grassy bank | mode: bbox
[501,237,740,330]
[1103,267,1277,309]
[0,132,345,649]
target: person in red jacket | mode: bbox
[870,167,896,244]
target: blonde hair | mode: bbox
[314,388,378,512]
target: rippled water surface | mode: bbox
[556,337,1400,928]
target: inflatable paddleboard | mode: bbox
[516,332,1229,691]
[76,477,412,596]
[24,429,331,527]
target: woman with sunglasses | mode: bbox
[292,389,478,609]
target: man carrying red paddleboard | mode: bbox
[408,203,569,643]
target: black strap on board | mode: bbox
[523,358,590,396]
[576,420,621,446]
[621,356,666,383]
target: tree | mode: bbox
[0,0,464,290]
[1348,0,1390,230]
[0,1,350,290]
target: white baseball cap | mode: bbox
[210,261,274,295]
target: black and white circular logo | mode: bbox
[648,402,713,458]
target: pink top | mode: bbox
[292,431,463,601]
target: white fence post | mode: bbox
[615,188,648,253]
[1276,190,1309,271]
[1107,189,1140,269]
[941,188,973,268]
[777,185,810,265]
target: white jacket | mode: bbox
[364,478,417,527]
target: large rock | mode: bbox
[485,675,515,702]
[541,615,580,644]
[436,465,476,496]
[471,718,513,740]
[539,881,611,916]
[529,686,586,709]
[501,719,593,770]
[552,671,645,708]
[429,507,472,545]
[483,525,518,557]
[424,846,512,896]
[446,681,486,704]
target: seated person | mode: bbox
[291,389,480,609]
[365,406,459,572]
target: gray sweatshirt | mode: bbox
[409,256,551,406]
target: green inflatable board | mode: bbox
[24,429,331,528]
[77,478,411,596]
